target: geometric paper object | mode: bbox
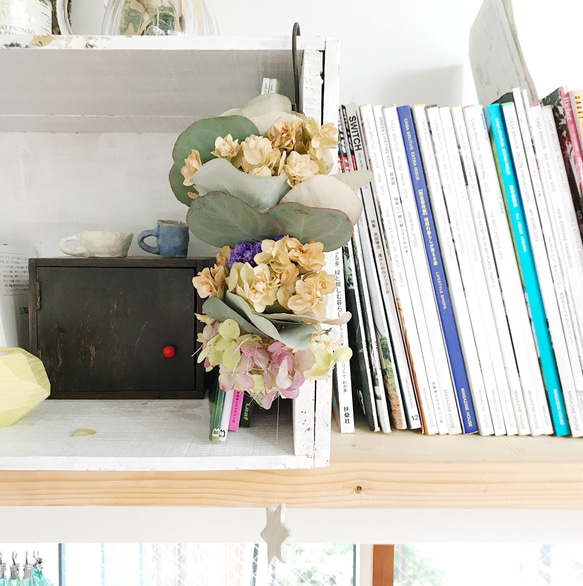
[260,503,291,564]
[0,347,50,427]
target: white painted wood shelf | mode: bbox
[0,34,328,132]
[0,399,307,471]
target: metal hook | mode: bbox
[12,552,17,565]
[291,22,302,114]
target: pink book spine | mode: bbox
[560,85,583,185]
[229,390,244,431]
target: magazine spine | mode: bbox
[372,105,435,433]
[340,105,383,432]
[342,103,393,432]
[511,92,583,436]
[560,86,583,195]
[438,105,509,435]
[397,104,467,435]
[488,103,570,436]
[540,104,583,363]
[412,104,479,434]
[371,104,422,430]
[385,104,447,434]
[451,105,530,435]
[464,104,549,435]
[541,88,583,241]
[360,103,418,429]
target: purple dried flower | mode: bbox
[226,235,286,269]
[227,241,257,268]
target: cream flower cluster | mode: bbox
[181,116,338,188]
[193,236,335,317]
[192,237,352,407]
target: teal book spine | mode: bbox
[487,103,570,436]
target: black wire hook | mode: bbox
[291,22,302,113]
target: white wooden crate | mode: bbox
[0,34,340,470]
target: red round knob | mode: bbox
[163,345,176,358]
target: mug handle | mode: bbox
[138,228,160,255]
[60,234,89,257]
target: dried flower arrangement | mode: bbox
[169,93,371,410]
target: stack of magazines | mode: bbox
[337,86,583,437]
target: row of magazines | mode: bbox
[331,86,583,437]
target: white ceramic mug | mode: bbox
[60,231,133,258]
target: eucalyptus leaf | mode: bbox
[169,164,197,206]
[257,311,352,326]
[267,202,354,251]
[202,297,264,337]
[280,174,363,225]
[224,292,316,350]
[186,191,285,248]
[193,158,290,211]
[169,115,258,205]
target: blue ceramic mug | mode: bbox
[138,220,189,258]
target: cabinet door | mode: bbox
[35,266,200,399]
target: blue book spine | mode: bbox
[486,103,570,436]
[397,105,478,434]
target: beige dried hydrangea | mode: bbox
[281,151,319,187]
[287,270,336,319]
[268,117,304,151]
[241,135,281,177]
[211,134,241,160]
[181,149,203,186]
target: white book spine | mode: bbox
[438,106,510,436]
[358,104,408,429]
[529,104,583,429]
[384,104,452,435]
[510,94,583,436]
[425,106,495,436]
[374,106,439,434]
[360,103,421,430]
[260,77,271,95]
[539,104,583,376]
[534,107,583,372]
[464,104,551,435]
[218,388,234,443]
[343,104,391,432]
[414,104,492,435]
[451,105,531,435]
[325,249,355,434]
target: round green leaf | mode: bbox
[267,202,354,251]
[223,292,316,350]
[170,115,258,205]
[193,158,290,211]
[186,191,285,248]
[202,297,264,337]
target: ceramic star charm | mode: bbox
[260,503,291,563]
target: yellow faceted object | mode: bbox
[0,347,50,427]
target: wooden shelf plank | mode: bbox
[2,459,583,508]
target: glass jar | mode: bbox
[101,0,218,35]
[0,0,52,34]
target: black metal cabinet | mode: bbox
[29,257,212,399]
